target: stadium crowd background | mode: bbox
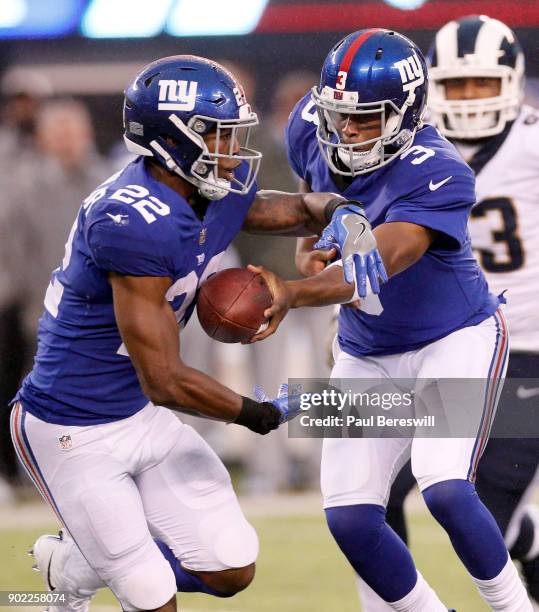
[0,0,538,502]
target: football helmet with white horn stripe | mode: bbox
[427,15,525,140]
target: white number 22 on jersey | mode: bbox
[45,177,170,318]
[111,185,170,224]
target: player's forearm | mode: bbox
[144,365,282,435]
[286,265,354,307]
[301,192,346,234]
[243,190,344,236]
[143,365,242,421]
[374,222,434,277]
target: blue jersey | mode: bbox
[16,157,256,425]
[286,93,499,356]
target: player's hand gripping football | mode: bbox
[315,203,388,297]
[254,383,304,424]
[245,264,292,343]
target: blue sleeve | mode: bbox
[385,164,476,249]
[285,115,304,180]
[85,204,172,277]
[285,93,315,181]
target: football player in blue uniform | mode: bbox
[273,29,532,611]
[11,56,380,612]
[363,16,539,612]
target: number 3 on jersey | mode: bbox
[471,197,524,273]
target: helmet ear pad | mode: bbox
[153,124,206,174]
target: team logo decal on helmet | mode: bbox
[157,80,198,111]
[123,55,261,200]
[427,15,525,139]
[394,55,425,92]
[312,29,428,176]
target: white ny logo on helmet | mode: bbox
[157,80,198,111]
[394,54,424,93]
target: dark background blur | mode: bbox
[1,0,538,153]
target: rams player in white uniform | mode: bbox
[357,15,539,612]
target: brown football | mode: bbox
[196,268,273,343]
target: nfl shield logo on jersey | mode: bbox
[59,434,72,450]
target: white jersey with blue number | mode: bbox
[286,93,499,357]
[16,157,256,425]
[464,105,539,353]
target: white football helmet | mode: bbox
[427,15,525,140]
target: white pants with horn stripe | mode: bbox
[11,401,258,610]
[322,310,509,509]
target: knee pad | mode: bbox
[422,479,476,526]
[197,514,259,570]
[325,504,386,559]
[325,504,417,601]
[111,554,176,611]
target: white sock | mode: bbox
[473,556,532,611]
[383,571,446,612]
[356,575,394,612]
[523,506,539,562]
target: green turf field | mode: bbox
[0,505,488,611]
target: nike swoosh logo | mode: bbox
[516,386,539,400]
[353,222,367,245]
[429,176,453,191]
[47,554,56,591]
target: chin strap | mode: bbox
[337,140,383,172]
[197,177,230,201]
[191,160,231,200]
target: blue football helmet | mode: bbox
[427,15,525,140]
[124,55,261,200]
[312,29,428,176]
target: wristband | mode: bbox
[235,396,281,435]
[323,198,364,224]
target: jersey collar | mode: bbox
[460,120,515,175]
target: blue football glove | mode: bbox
[254,383,304,424]
[315,203,387,298]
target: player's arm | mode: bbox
[109,273,284,434]
[249,221,433,341]
[289,221,434,306]
[293,179,338,276]
[295,236,336,277]
[242,190,345,236]
[244,183,386,295]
